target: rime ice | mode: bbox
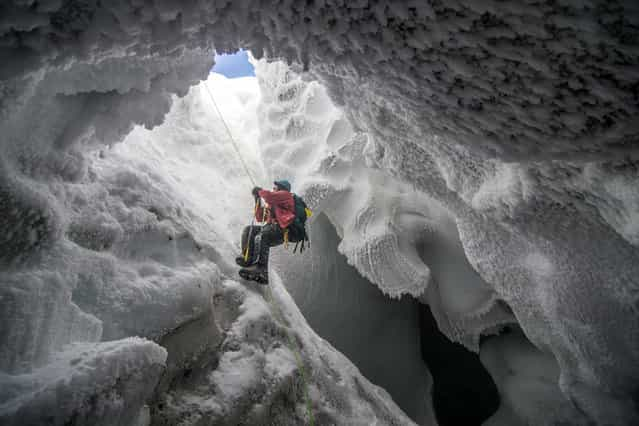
[1,1,639,425]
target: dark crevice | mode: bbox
[274,213,431,424]
[419,305,500,425]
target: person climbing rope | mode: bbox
[237,179,310,284]
[236,180,295,283]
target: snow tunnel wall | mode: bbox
[0,71,420,426]
[253,56,639,426]
[1,1,639,425]
[271,212,435,425]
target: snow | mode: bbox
[255,59,436,298]
[1,1,639,425]
[111,73,265,250]
[254,57,639,425]
[0,338,166,426]
[1,68,419,425]
[256,58,513,352]
[267,271,418,426]
[273,212,435,424]
[0,74,258,423]
[157,274,416,425]
[481,329,588,426]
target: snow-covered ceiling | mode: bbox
[3,1,637,158]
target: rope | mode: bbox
[202,79,315,424]
[203,80,257,187]
[265,285,315,426]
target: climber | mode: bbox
[236,180,296,283]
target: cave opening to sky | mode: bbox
[212,50,255,78]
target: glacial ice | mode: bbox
[272,212,436,425]
[1,1,638,425]
[1,338,167,426]
[256,58,514,352]
[255,54,639,425]
[156,274,416,425]
[480,328,590,426]
[1,70,421,425]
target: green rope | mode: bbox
[265,285,315,426]
[201,79,315,424]
[202,80,257,187]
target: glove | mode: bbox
[251,186,262,199]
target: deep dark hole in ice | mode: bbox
[419,305,500,425]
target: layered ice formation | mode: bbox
[2,1,639,425]
[1,70,418,425]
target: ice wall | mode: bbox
[0,69,421,425]
[89,76,419,426]
[272,213,435,425]
[2,1,639,425]
[254,57,639,425]
[154,272,418,426]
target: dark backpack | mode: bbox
[289,193,311,252]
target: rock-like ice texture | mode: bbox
[0,73,255,422]
[2,1,639,425]
[110,73,266,251]
[155,274,416,426]
[255,58,514,351]
[255,59,434,298]
[112,76,418,426]
[272,213,435,424]
[253,57,639,425]
[480,329,590,426]
[1,71,420,425]
[0,338,167,426]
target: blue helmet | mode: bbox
[273,179,291,192]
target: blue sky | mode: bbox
[211,50,255,78]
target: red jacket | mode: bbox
[256,189,295,229]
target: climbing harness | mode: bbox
[265,286,315,426]
[203,80,314,425]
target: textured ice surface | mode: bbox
[114,76,417,426]
[255,59,435,298]
[155,275,416,426]
[0,338,167,426]
[254,58,639,425]
[1,70,419,425]
[1,1,639,424]
[481,329,589,426]
[255,58,514,350]
[0,73,249,422]
[272,213,435,424]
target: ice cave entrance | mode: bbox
[103,50,504,424]
[3,2,638,425]
[212,50,255,78]
[159,54,501,424]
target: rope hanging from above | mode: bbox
[202,78,315,424]
[203,80,257,188]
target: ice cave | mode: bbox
[1,1,638,425]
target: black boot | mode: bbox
[242,263,267,273]
[235,256,251,267]
[238,263,269,284]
